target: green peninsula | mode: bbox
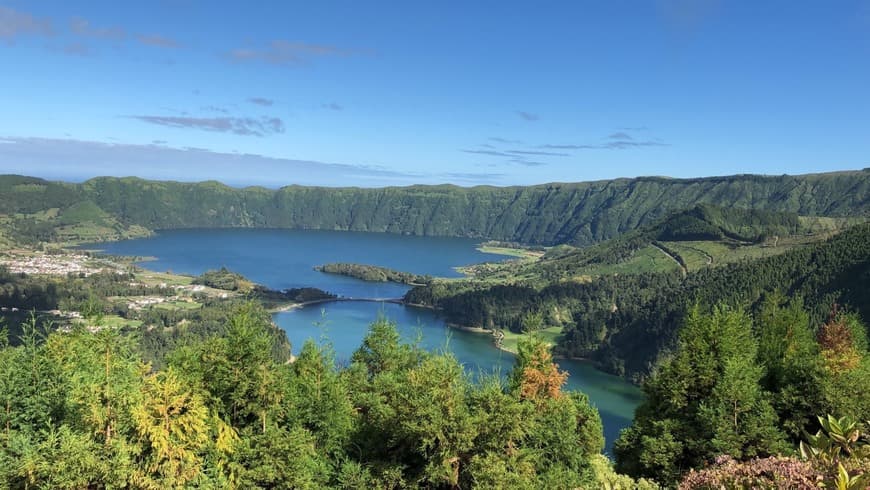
[315,262,433,286]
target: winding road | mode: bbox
[651,242,687,277]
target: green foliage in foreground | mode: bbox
[2,294,867,488]
[0,303,654,489]
[616,301,870,487]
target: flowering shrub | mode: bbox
[681,415,870,489]
[679,455,818,489]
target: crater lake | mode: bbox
[87,228,642,450]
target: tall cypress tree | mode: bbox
[614,305,787,485]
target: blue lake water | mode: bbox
[89,228,641,451]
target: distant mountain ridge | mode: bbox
[1,170,869,246]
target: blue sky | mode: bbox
[0,1,868,187]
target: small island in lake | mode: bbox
[315,262,433,286]
[193,266,336,308]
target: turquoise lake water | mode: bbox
[90,228,641,450]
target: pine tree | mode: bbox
[755,293,831,439]
[132,367,210,488]
[615,305,787,485]
[292,340,355,458]
[700,355,788,458]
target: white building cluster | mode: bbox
[0,253,107,276]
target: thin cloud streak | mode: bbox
[538,128,669,151]
[603,140,669,149]
[201,105,229,114]
[489,137,523,144]
[128,115,285,136]
[70,16,125,40]
[0,136,426,187]
[247,97,274,106]
[608,132,634,140]
[226,40,349,66]
[138,34,179,48]
[657,0,721,32]
[0,6,52,42]
[538,144,590,150]
[462,149,554,167]
[507,149,569,157]
[516,111,540,121]
[510,158,547,167]
[538,141,668,150]
[462,149,512,157]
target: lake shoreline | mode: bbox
[447,322,595,363]
[279,298,597,365]
[78,227,642,451]
[270,296,405,313]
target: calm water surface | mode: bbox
[90,228,642,451]
[92,228,501,298]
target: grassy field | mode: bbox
[581,245,682,275]
[662,235,824,272]
[154,300,203,311]
[95,315,143,329]
[136,270,194,287]
[663,242,710,270]
[477,245,545,260]
[455,244,682,284]
[452,227,846,290]
[499,326,563,354]
[0,204,151,248]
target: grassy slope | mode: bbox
[457,207,865,284]
[499,326,564,354]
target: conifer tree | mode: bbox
[132,367,210,488]
[615,305,787,485]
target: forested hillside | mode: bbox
[456,204,858,282]
[2,170,869,246]
[406,223,870,381]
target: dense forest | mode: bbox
[1,300,866,488]
[0,304,656,489]
[406,222,870,381]
[1,170,869,246]
[616,300,870,487]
